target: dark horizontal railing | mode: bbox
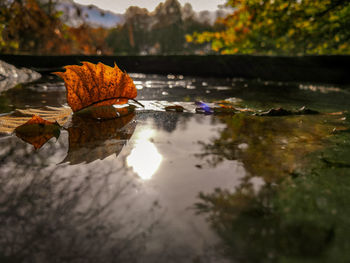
[1,54,349,84]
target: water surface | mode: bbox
[0,73,349,262]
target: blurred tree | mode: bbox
[107,6,152,55]
[106,0,220,55]
[152,0,184,54]
[68,25,112,55]
[0,0,72,54]
[188,0,350,55]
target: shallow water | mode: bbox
[0,74,350,262]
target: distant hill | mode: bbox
[54,0,124,28]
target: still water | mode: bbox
[0,73,350,262]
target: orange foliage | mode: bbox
[54,62,137,112]
[1,0,72,54]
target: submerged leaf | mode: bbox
[74,104,136,120]
[15,115,60,150]
[54,61,137,112]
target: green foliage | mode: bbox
[189,0,350,55]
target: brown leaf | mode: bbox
[213,104,236,114]
[54,62,137,112]
[15,115,60,150]
[165,105,184,112]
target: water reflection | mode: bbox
[194,113,350,263]
[0,82,66,113]
[127,129,163,180]
[0,112,238,262]
[0,135,161,263]
[196,113,346,183]
[63,113,136,165]
[1,72,350,262]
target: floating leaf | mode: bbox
[62,113,136,165]
[54,62,137,112]
[165,105,184,112]
[15,115,60,150]
[213,104,236,114]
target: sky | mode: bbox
[73,0,227,13]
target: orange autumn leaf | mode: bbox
[54,62,137,112]
[15,115,60,150]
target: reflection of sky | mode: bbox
[0,111,246,262]
[127,129,163,180]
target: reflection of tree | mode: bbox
[194,114,350,263]
[196,114,335,183]
[195,185,336,263]
[0,135,160,262]
[138,111,193,133]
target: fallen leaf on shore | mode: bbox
[54,62,137,112]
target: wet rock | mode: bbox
[0,60,41,92]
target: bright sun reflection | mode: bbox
[127,129,163,180]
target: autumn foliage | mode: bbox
[54,62,137,112]
[188,0,350,55]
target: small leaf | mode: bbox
[213,104,236,114]
[165,105,184,112]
